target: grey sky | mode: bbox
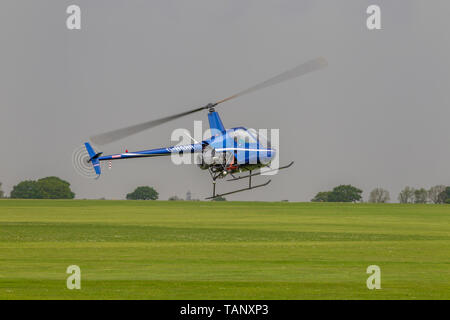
[1,1,450,201]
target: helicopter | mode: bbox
[82,57,327,199]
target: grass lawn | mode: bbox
[0,200,448,299]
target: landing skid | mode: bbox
[205,179,271,200]
[205,161,293,200]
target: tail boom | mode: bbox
[96,143,203,161]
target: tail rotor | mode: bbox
[72,143,103,178]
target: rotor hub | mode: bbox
[206,103,216,113]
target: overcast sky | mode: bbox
[1,1,450,201]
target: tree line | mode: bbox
[397,185,450,204]
[0,178,224,201]
[311,184,450,204]
[0,178,217,201]
[1,177,449,203]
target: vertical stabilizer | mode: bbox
[84,142,102,176]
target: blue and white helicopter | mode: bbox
[82,57,327,199]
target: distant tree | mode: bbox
[168,195,183,201]
[414,188,428,204]
[328,185,363,202]
[428,185,446,204]
[126,186,158,200]
[10,177,75,199]
[368,188,390,203]
[211,196,226,201]
[437,187,450,204]
[311,185,363,203]
[398,186,415,203]
[0,182,4,198]
[186,191,192,201]
[10,181,44,199]
[311,191,332,202]
[37,176,75,199]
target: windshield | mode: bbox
[247,128,271,149]
[229,129,257,145]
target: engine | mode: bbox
[197,148,232,170]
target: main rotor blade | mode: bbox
[215,57,327,105]
[90,57,327,145]
[90,105,207,145]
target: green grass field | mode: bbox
[0,200,448,299]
